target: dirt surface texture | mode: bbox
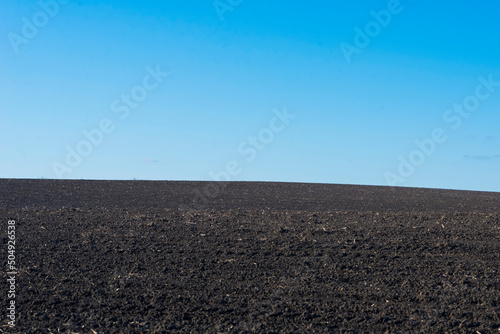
[1,179,499,333]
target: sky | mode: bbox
[1,0,500,192]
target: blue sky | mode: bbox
[1,0,500,192]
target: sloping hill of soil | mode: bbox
[1,180,499,333]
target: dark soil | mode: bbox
[1,179,499,333]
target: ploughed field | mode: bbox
[0,179,499,333]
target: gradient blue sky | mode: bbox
[1,0,500,192]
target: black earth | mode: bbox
[0,179,499,333]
